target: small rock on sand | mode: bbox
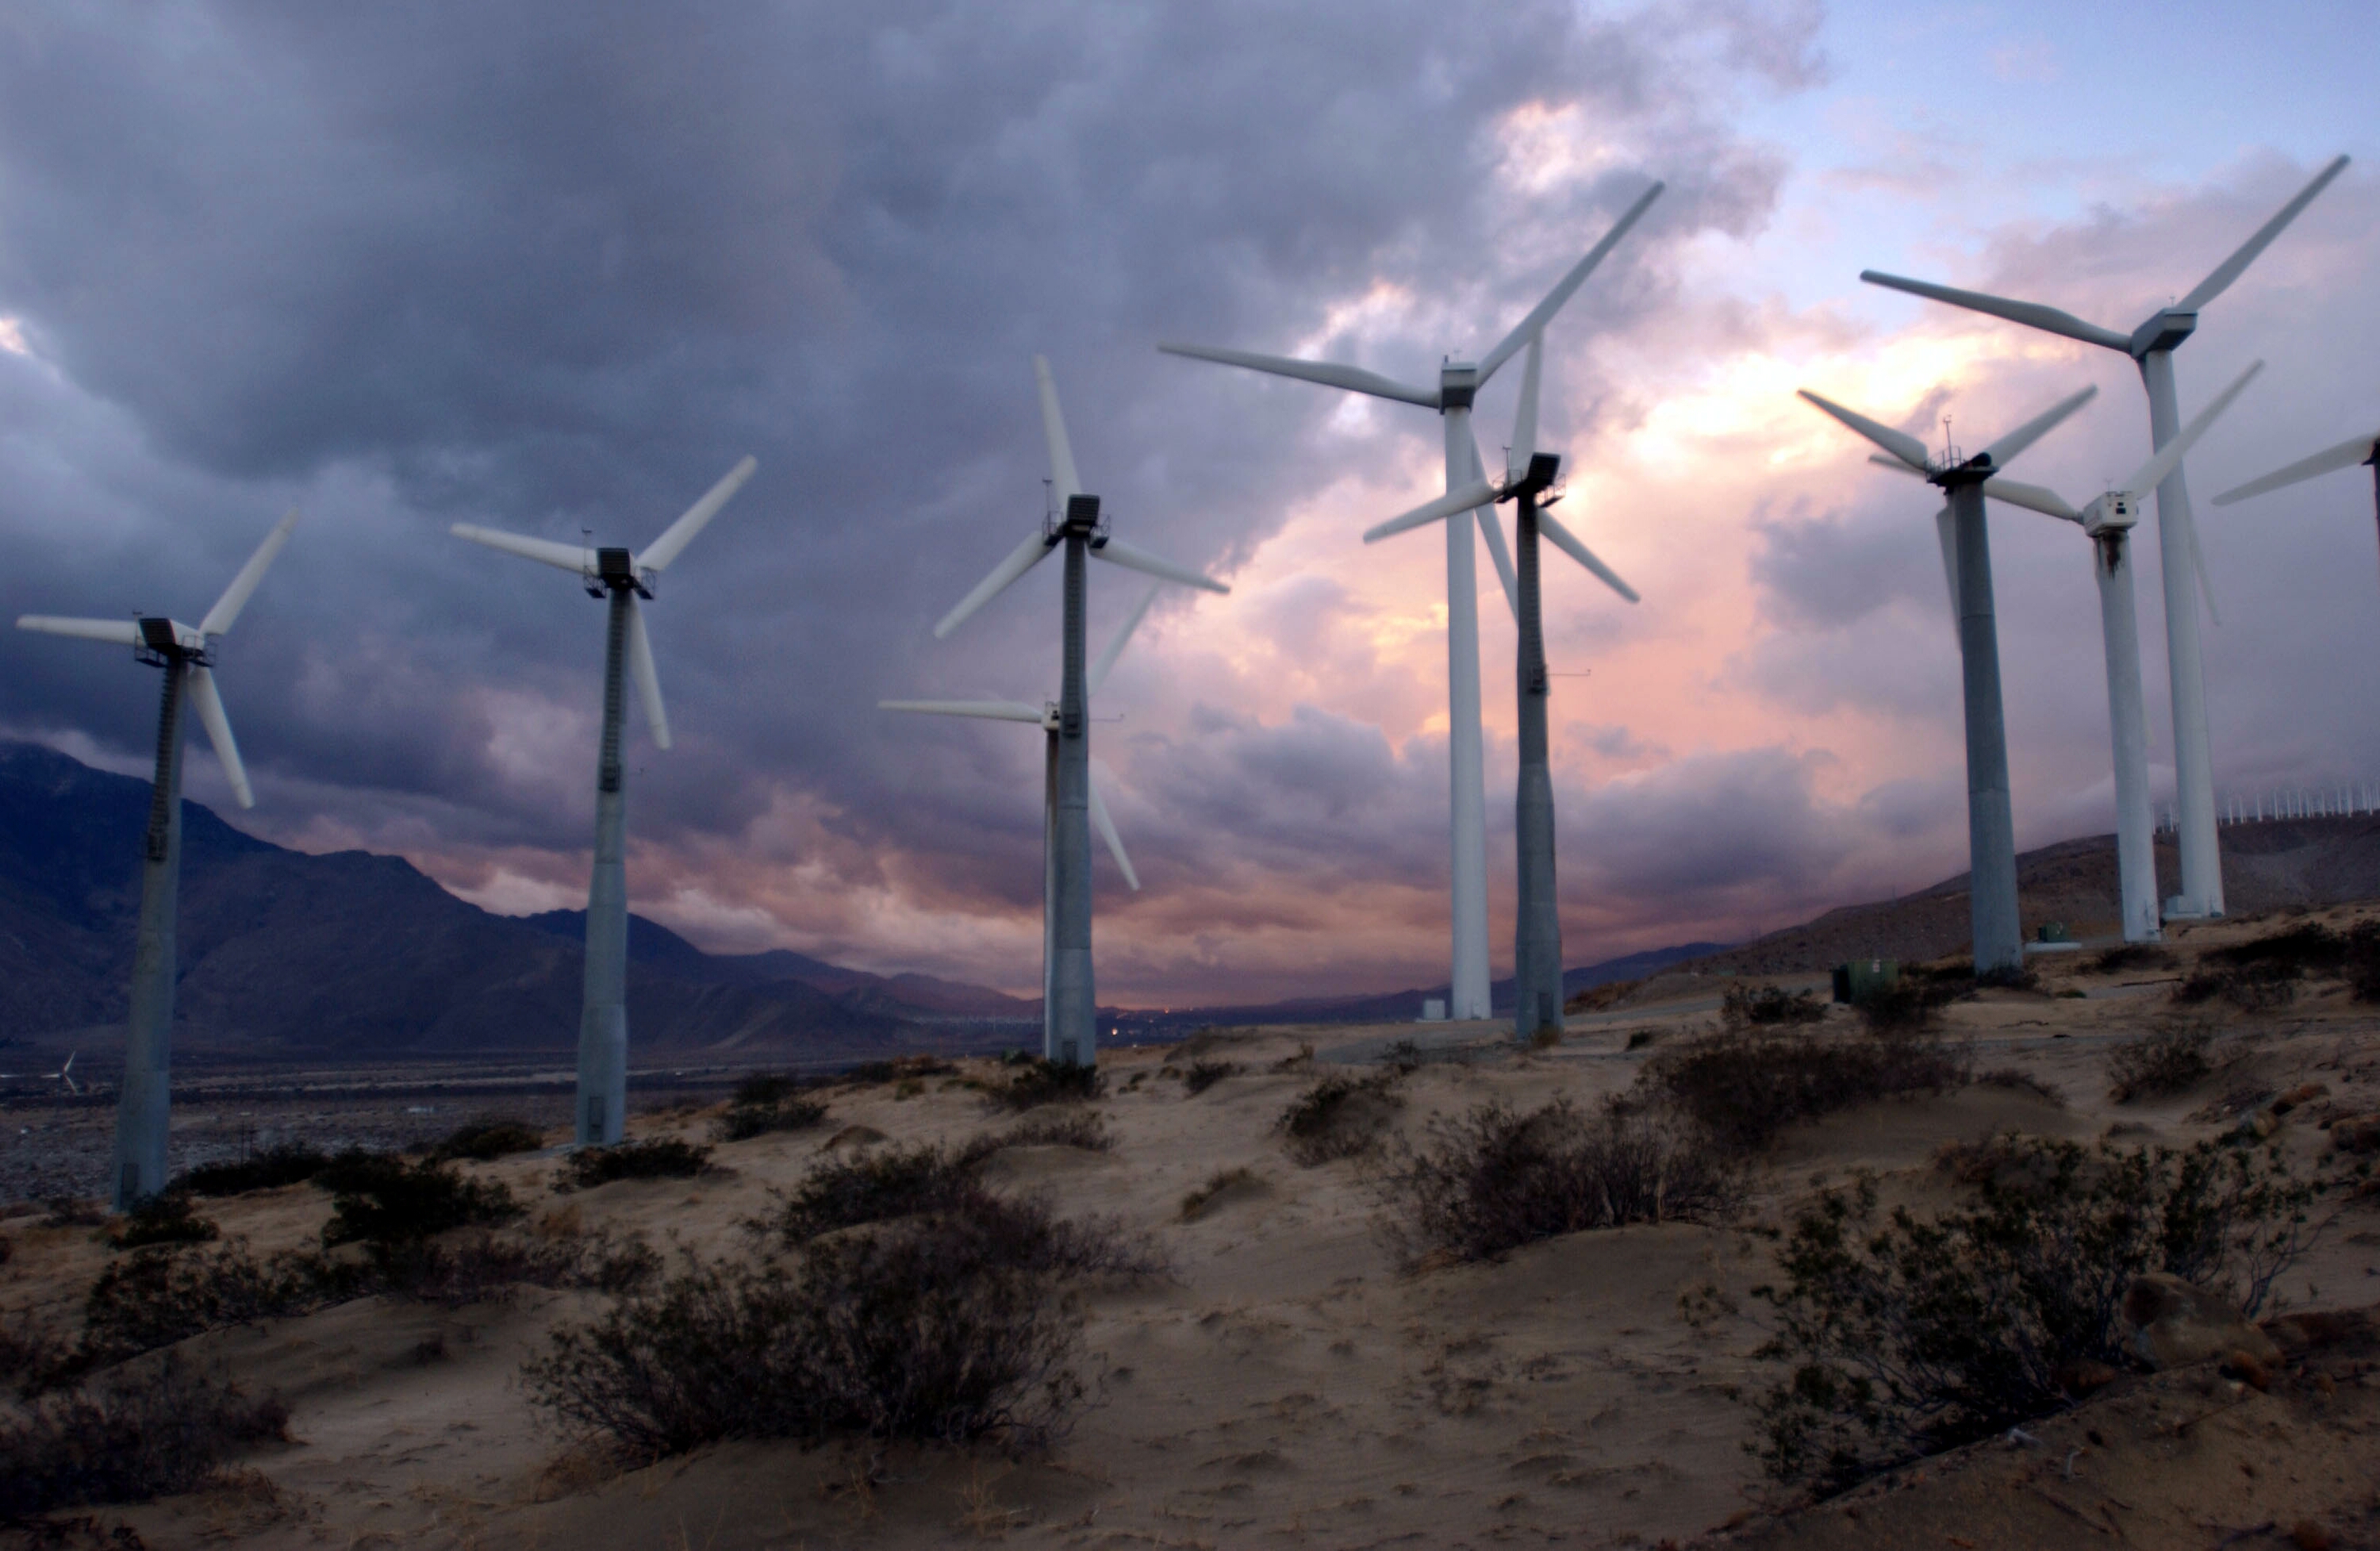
[2122,1272,2280,1369]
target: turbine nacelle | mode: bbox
[583,546,652,600]
[136,617,211,662]
[2129,309,2199,359]
[1438,361,1480,411]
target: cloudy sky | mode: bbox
[2,2,2374,1007]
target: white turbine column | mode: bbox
[1441,394,1491,1020]
[1049,535,1096,1065]
[1947,479,2023,973]
[2138,351,2224,918]
[578,587,633,1145]
[2091,530,2161,943]
[1042,728,1058,1051]
[1511,479,1563,1041]
[115,660,188,1209]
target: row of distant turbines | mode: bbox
[17,154,2373,1210]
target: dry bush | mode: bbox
[175,1142,333,1199]
[841,1055,957,1088]
[986,1058,1104,1111]
[716,1099,828,1142]
[108,1192,218,1250]
[1276,1072,1403,1165]
[730,1072,816,1107]
[987,1110,1111,1153]
[2347,921,2380,1002]
[1179,1059,1239,1096]
[1722,983,1826,1027]
[1974,1068,2063,1104]
[2106,1026,2213,1102]
[2175,962,2301,1011]
[429,1116,546,1162]
[558,1138,712,1190]
[319,1154,520,1248]
[2088,943,2178,975]
[1753,1136,2320,1494]
[40,1200,106,1230]
[1379,1100,1738,1266]
[1640,1027,1971,1154]
[0,1356,287,1519]
[1853,975,1970,1035]
[1179,1167,1264,1222]
[386,1227,659,1309]
[75,1245,344,1376]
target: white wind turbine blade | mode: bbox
[1477,181,1664,382]
[16,616,140,645]
[1510,334,1542,479]
[1537,511,1638,603]
[1975,386,2096,470]
[1468,427,1519,618]
[59,1053,77,1093]
[451,524,592,574]
[1155,342,1440,409]
[1363,478,1499,544]
[1033,356,1084,502]
[626,597,669,749]
[1933,506,1962,631]
[201,508,303,636]
[1090,584,1161,697]
[1798,390,1932,471]
[2216,432,2380,505]
[2118,360,2262,496]
[1090,536,1230,593]
[639,455,757,574]
[935,528,1058,639]
[1979,478,2083,522]
[2176,155,2351,313]
[1857,271,2131,352]
[879,699,1049,724]
[1087,774,1139,891]
[2175,497,2221,627]
[185,665,253,808]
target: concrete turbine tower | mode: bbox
[17,508,302,1207]
[1860,154,2350,923]
[453,455,756,1146]
[1877,363,2263,946]
[1362,335,1638,1041]
[929,357,1229,1068]
[1158,182,1664,1023]
[2215,423,2380,589]
[1798,384,2098,974]
[883,583,1169,1040]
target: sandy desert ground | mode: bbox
[4,909,2380,1550]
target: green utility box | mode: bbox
[1832,958,1900,1004]
[2035,921,2073,943]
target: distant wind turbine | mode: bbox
[1799,383,2097,973]
[884,582,1167,1032]
[1365,335,1638,1039]
[2214,423,2380,590]
[1159,181,1664,1022]
[925,356,1228,1068]
[17,509,301,1207]
[453,456,756,1146]
[1860,153,2351,921]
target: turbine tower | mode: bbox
[2214,423,2380,589]
[1799,384,2097,974]
[930,356,1228,1068]
[1362,336,1638,1040]
[1158,181,1663,1020]
[1860,154,2350,921]
[883,583,1165,1041]
[453,456,756,1146]
[1877,364,2263,945]
[17,508,301,1207]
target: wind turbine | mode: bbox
[1158,181,1664,1021]
[883,583,1165,1039]
[1860,154,2351,922]
[1798,383,2098,974]
[0,1053,80,1094]
[1875,363,2263,945]
[2214,424,2380,589]
[1363,335,1638,1040]
[452,455,756,1146]
[17,509,301,1207]
[927,355,1228,1068]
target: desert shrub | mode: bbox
[108,1192,218,1250]
[840,1056,956,1087]
[528,1216,1086,1462]
[1179,1059,1240,1096]
[1379,1100,1738,1267]
[988,1058,1105,1111]
[431,1116,546,1162]
[2346,921,2380,1002]
[1276,1072,1403,1165]
[715,1096,827,1142]
[1853,973,1971,1035]
[2175,960,2301,1011]
[1974,1068,2063,1104]
[764,1143,989,1244]
[1641,1028,1970,1153]
[40,1200,106,1229]
[1752,1135,2319,1493]
[175,1142,333,1198]
[76,1244,344,1373]
[559,1138,712,1190]
[1723,983,1827,1028]
[1971,965,2039,992]
[730,1072,816,1107]
[2207,923,2347,975]
[2105,1027,2213,1102]
[1180,1167,1264,1222]
[388,1227,661,1309]
[0,1356,287,1519]
[988,1110,1112,1153]
[2088,943,2178,975]
[319,1154,520,1252]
